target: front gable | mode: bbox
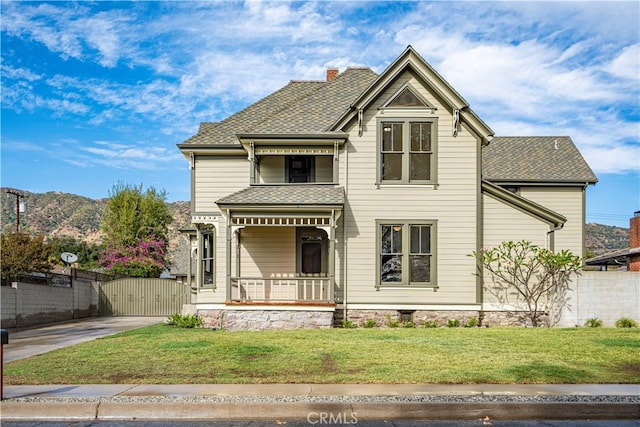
[331,45,493,145]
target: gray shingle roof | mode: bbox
[181,68,378,145]
[217,186,345,206]
[483,136,597,183]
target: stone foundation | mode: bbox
[194,308,547,330]
[196,309,334,331]
[340,309,483,328]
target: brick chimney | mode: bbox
[326,68,339,82]
[630,211,640,271]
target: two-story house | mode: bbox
[177,46,597,330]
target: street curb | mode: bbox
[2,401,639,421]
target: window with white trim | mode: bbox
[379,119,437,184]
[377,220,436,288]
[201,229,215,287]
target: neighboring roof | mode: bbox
[216,186,345,207]
[179,68,377,147]
[481,180,567,228]
[585,247,640,266]
[483,136,598,184]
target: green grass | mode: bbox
[5,325,639,385]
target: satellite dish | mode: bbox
[61,252,78,264]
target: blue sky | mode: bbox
[1,1,638,228]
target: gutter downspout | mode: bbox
[547,222,564,253]
[343,142,349,324]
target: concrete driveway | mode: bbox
[3,317,161,362]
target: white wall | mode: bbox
[558,271,640,327]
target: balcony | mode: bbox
[230,276,330,303]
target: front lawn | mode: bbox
[5,325,639,384]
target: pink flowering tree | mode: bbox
[100,236,167,278]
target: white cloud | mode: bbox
[2,0,638,180]
[606,44,640,80]
[76,141,181,170]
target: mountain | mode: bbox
[1,188,191,265]
[1,188,631,261]
[585,222,631,256]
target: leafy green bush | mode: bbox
[615,318,638,328]
[362,319,377,328]
[446,319,461,328]
[342,319,357,329]
[423,319,438,328]
[584,317,603,328]
[165,313,203,328]
[386,314,400,328]
[401,321,416,328]
[464,317,479,328]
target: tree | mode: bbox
[101,183,172,246]
[1,232,53,283]
[470,240,582,327]
[99,183,173,278]
[48,236,102,270]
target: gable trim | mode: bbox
[330,46,494,143]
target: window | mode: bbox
[377,220,436,288]
[379,119,436,184]
[201,229,215,286]
[287,156,315,183]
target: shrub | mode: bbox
[464,317,479,328]
[387,320,400,328]
[616,318,638,328]
[423,319,438,328]
[386,314,400,328]
[342,319,357,329]
[362,319,377,328]
[446,319,461,328]
[584,317,603,328]
[165,313,203,328]
[401,321,416,328]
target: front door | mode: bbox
[297,228,327,275]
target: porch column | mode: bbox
[226,222,232,301]
[328,224,335,302]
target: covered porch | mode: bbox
[217,185,343,304]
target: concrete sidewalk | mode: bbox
[2,384,639,422]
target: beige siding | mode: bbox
[482,193,550,249]
[520,187,585,257]
[239,227,296,277]
[316,156,333,182]
[341,71,480,306]
[194,157,249,212]
[481,193,551,308]
[258,156,285,183]
[258,155,333,183]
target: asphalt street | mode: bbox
[2,420,639,426]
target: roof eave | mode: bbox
[177,143,246,156]
[481,180,567,227]
[236,132,349,145]
[484,178,598,186]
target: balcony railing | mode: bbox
[231,276,330,302]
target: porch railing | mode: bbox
[231,277,330,302]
